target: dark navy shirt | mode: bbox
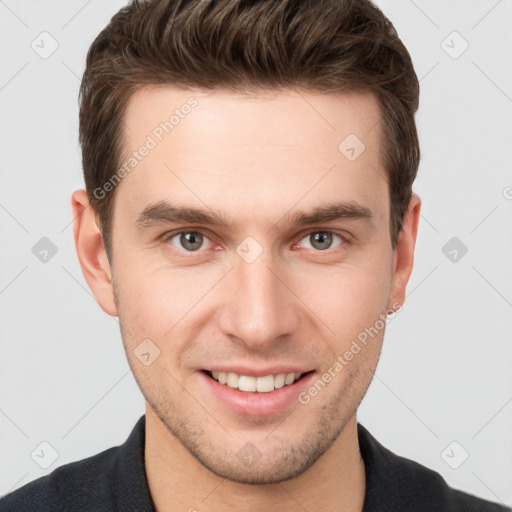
[0,415,509,511]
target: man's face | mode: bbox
[104,87,405,483]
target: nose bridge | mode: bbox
[217,245,298,347]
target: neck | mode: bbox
[145,405,366,512]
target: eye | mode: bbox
[295,231,345,251]
[165,231,213,252]
[162,229,347,256]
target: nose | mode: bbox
[217,248,300,351]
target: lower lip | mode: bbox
[200,371,316,416]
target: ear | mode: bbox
[388,193,421,312]
[71,189,118,316]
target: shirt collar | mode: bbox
[112,415,156,512]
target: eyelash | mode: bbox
[161,229,349,257]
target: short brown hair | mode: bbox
[79,0,420,262]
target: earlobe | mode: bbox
[71,189,118,317]
[387,193,421,313]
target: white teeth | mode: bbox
[209,370,303,392]
[274,373,286,389]
[284,373,295,385]
[239,375,256,392]
[256,375,274,393]
[227,372,239,388]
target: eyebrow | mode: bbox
[135,200,373,230]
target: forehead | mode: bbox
[115,86,387,229]
[123,86,382,151]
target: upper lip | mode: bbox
[203,366,313,377]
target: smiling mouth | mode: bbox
[202,370,313,393]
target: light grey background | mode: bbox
[1,0,511,506]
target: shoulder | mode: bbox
[0,445,120,512]
[0,416,152,512]
[387,451,508,512]
[357,423,510,512]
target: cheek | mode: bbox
[114,258,207,339]
[113,268,192,398]
[291,254,392,346]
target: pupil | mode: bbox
[312,232,332,250]
[181,232,202,251]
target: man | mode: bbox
[0,0,508,511]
